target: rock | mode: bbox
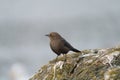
[29,47,120,80]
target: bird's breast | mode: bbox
[50,40,61,49]
[50,40,62,52]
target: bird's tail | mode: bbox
[72,48,81,52]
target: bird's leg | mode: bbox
[55,55,58,62]
[64,54,67,62]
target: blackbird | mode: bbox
[46,32,81,61]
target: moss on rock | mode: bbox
[30,47,120,80]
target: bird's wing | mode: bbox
[62,39,80,52]
[62,38,74,50]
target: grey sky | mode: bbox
[0,0,120,20]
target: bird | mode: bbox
[46,32,81,61]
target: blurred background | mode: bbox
[0,0,120,80]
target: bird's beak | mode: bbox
[45,34,49,37]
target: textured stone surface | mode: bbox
[30,46,120,80]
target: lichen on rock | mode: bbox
[29,46,120,80]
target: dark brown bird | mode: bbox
[46,32,81,61]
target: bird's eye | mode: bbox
[50,34,54,37]
[49,33,57,38]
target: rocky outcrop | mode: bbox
[30,46,120,80]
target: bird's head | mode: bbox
[45,32,62,40]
